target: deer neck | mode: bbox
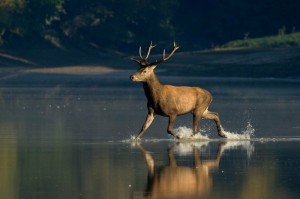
[143,73,162,101]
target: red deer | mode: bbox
[136,143,224,198]
[130,42,226,139]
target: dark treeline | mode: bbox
[1,0,300,53]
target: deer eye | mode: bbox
[142,70,147,74]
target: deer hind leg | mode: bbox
[202,110,227,138]
[193,113,202,135]
[192,106,208,135]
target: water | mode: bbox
[0,70,299,198]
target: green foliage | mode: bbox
[58,0,180,48]
[0,0,65,45]
[1,0,300,52]
[221,32,300,49]
[0,0,181,50]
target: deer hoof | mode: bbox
[131,136,141,142]
[176,135,182,139]
[219,132,227,138]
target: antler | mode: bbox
[141,41,156,60]
[131,41,156,64]
[131,41,179,65]
[155,42,179,64]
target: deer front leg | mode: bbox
[167,115,177,137]
[136,113,155,139]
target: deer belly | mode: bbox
[154,98,194,116]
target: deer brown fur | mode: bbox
[130,42,226,139]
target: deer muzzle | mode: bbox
[130,74,144,82]
[130,75,136,81]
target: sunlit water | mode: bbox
[0,71,299,198]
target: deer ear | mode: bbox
[149,64,157,70]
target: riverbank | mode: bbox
[0,46,299,79]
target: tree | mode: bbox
[0,0,65,46]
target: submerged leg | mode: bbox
[202,110,227,138]
[136,113,155,139]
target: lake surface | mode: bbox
[0,70,299,198]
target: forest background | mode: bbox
[1,0,300,54]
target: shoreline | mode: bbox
[0,47,299,79]
[27,66,118,75]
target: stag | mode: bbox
[130,42,226,139]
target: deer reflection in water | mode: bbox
[137,143,225,199]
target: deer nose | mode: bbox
[130,75,135,81]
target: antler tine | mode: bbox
[145,41,156,60]
[136,41,156,61]
[138,46,143,59]
[162,41,179,61]
[130,57,142,64]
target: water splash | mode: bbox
[220,141,254,159]
[121,135,141,143]
[122,122,255,143]
[173,122,255,141]
[122,135,170,143]
[173,126,210,140]
[173,142,209,156]
[222,122,255,140]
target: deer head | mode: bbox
[130,41,179,82]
